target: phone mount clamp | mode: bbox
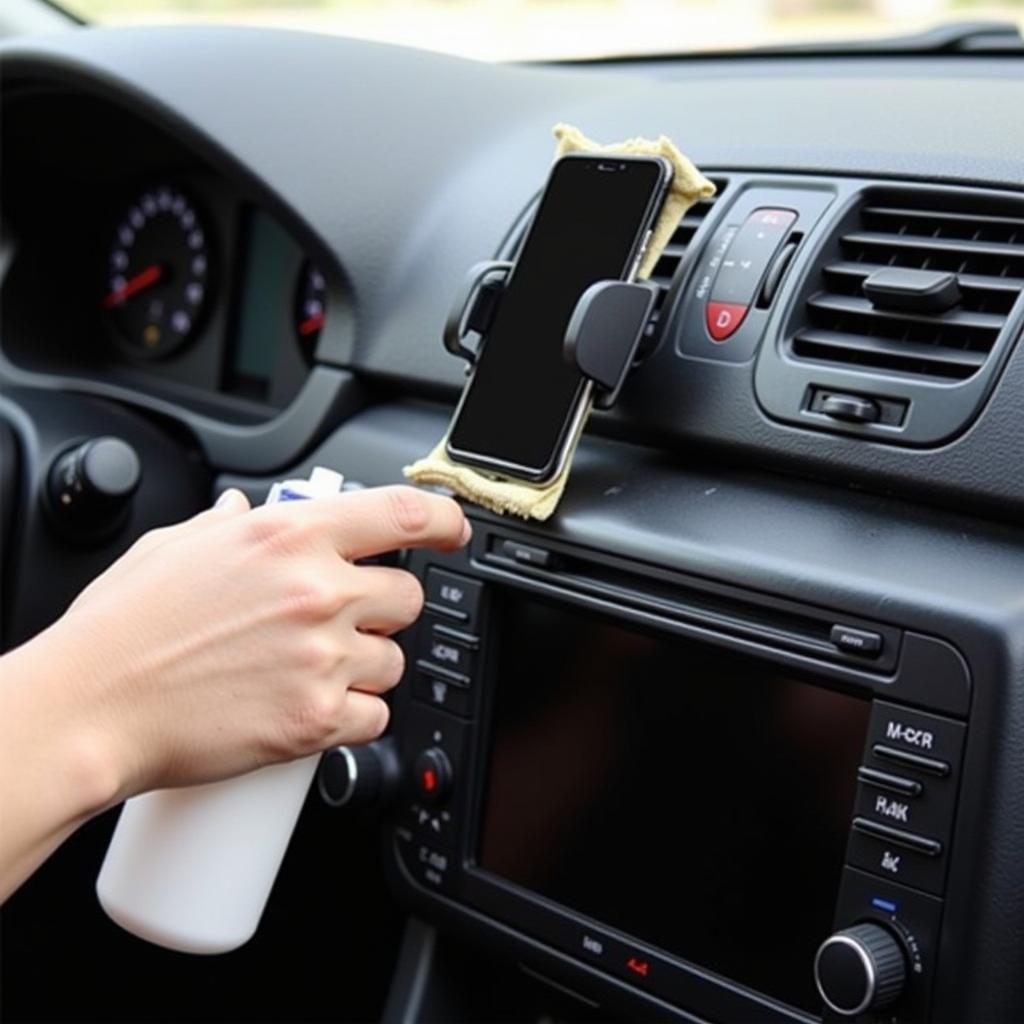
[442,260,659,410]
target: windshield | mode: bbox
[58,0,1024,62]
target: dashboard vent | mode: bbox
[648,180,726,300]
[790,195,1024,382]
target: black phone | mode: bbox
[446,153,672,483]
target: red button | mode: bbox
[751,208,797,228]
[705,301,749,342]
[625,956,650,979]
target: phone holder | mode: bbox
[442,259,659,410]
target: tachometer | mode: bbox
[102,186,211,358]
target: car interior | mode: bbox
[1,3,1022,1022]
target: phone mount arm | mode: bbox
[443,262,658,410]
[563,280,658,409]
[442,260,513,368]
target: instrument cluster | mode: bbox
[97,180,327,407]
[0,87,347,424]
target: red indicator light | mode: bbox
[422,769,437,793]
[298,312,325,337]
[626,956,650,979]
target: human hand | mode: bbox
[34,484,469,803]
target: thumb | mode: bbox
[69,488,253,609]
[212,487,252,515]
[137,487,250,552]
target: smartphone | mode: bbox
[446,153,672,483]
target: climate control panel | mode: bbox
[389,565,487,898]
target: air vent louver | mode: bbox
[647,181,726,304]
[791,196,1024,382]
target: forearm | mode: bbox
[0,625,123,901]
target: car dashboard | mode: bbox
[1,24,1023,1024]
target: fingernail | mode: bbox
[215,488,240,509]
[460,519,473,546]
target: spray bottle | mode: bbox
[96,467,344,954]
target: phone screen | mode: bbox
[447,156,667,479]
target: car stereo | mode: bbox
[383,520,970,1023]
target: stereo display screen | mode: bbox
[477,598,870,1014]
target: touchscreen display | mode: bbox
[477,598,870,1014]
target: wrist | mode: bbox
[4,623,129,822]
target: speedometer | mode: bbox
[102,186,212,358]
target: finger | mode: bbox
[83,489,252,589]
[345,633,406,695]
[212,488,252,515]
[137,489,251,553]
[347,566,424,635]
[317,486,470,562]
[329,690,391,747]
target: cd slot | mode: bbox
[479,529,900,673]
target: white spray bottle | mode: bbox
[96,467,344,954]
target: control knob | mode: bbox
[46,436,141,539]
[814,923,906,1017]
[318,738,402,809]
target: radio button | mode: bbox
[854,781,953,842]
[500,539,555,568]
[413,672,472,717]
[847,820,945,895]
[857,766,922,796]
[424,568,482,630]
[831,624,883,657]
[852,818,941,856]
[873,744,950,778]
[866,702,965,773]
[418,623,477,679]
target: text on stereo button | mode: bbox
[885,720,934,750]
[874,795,910,823]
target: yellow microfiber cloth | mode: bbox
[404,124,715,521]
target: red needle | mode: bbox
[298,312,325,337]
[102,264,163,309]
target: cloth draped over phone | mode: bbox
[403,124,715,521]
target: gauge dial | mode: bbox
[294,262,326,360]
[102,186,211,358]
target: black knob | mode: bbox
[411,747,453,804]
[318,738,400,809]
[47,437,141,539]
[815,923,906,1017]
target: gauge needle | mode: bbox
[102,264,163,309]
[298,313,325,337]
